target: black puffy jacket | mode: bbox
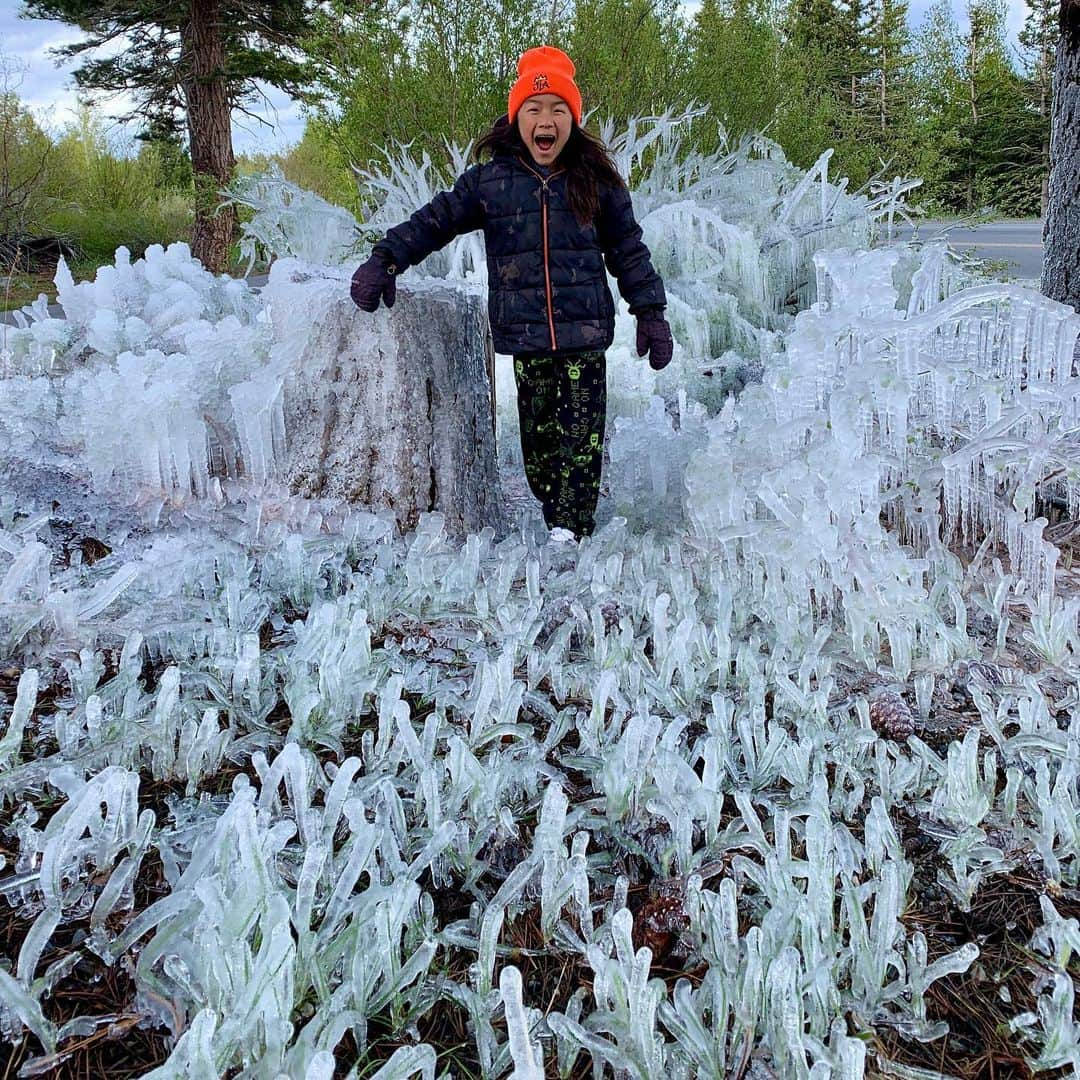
[373,150,666,356]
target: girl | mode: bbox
[351,45,673,541]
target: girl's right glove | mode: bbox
[350,252,397,312]
[635,312,674,370]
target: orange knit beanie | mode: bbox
[508,46,582,126]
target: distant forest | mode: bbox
[0,0,1058,286]
[267,0,1058,219]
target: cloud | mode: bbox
[1,9,140,141]
[232,82,307,154]
[2,13,82,121]
[2,7,305,151]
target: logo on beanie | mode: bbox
[532,73,549,91]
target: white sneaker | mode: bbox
[549,527,577,543]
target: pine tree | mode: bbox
[687,0,785,141]
[911,0,966,205]
[779,0,876,178]
[567,0,692,126]
[911,0,1033,213]
[865,0,914,137]
[787,0,850,91]
[773,0,919,183]
[19,1,317,273]
[135,116,193,193]
[964,0,1038,215]
[837,0,873,112]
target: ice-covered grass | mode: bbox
[1,112,1079,1077]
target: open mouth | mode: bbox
[534,134,556,152]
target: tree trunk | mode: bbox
[1040,44,1051,216]
[967,31,978,211]
[181,0,235,273]
[1043,0,1080,311]
[879,49,887,132]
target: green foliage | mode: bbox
[1015,0,1056,213]
[565,0,694,126]
[7,0,1050,271]
[686,0,784,143]
[287,127,352,205]
[4,102,193,268]
[909,0,1040,214]
[863,0,921,170]
[770,41,855,172]
[135,116,193,191]
[0,93,196,306]
[268,0,1052,219]
[46,191,193,268]
[0,87,55,236]
[772,0,919,187]
[303,0,544,189]
[302,0,694,199]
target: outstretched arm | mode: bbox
[374,166,485,272]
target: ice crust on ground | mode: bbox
[1,111,1079,1077]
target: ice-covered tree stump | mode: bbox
[264,263,505,536]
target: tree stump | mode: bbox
[268,263,506,537]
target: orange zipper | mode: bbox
[540,189,557,350]
[519,158,564,351]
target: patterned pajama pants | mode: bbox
[512,350,606,538]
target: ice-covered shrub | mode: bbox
[225,165,363,271]
[0,242,270,498]
[1010,896,1080,1072]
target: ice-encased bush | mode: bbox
[2,110,1080,1077]
[226,165,364,273]
[0,242,271,497]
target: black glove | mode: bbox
[635,312,674,371]
[350,252,397,312]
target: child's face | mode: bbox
[517,94,572,167]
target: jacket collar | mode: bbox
[515,154,565,182]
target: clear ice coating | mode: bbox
[1,109,1080,1077]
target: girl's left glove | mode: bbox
[635,313,673,371]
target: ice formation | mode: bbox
[1,110,1079,1077]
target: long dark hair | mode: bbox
[473,114,626,226]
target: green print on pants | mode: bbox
[513,350,606,538]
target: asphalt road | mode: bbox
[0,222,1047,326]
[880,218,1044,282]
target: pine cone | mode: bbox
[600,599,621,632]
[633,894,691,957]
[869,691,916,740]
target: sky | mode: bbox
[1,0,1031,157]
